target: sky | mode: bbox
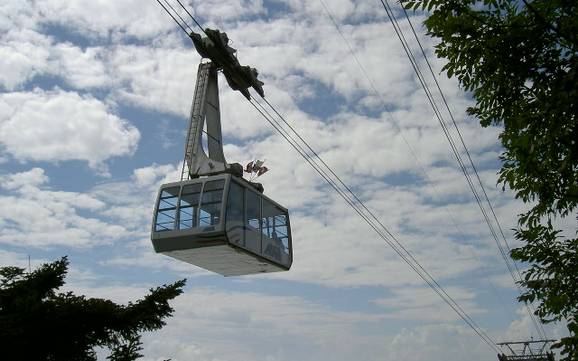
[0,0,569,360]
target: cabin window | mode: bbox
[178,183,202,229]
[155,187,180,232]
[244,189,261,254]
[226,181,245,246]
[199,179,225,227]
[261,200,290,265]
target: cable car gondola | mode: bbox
[152,174,292,276]
[151,51,293,276]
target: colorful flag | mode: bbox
[245,161,253,173]
[252,159,264,172]
[257,166,269,176]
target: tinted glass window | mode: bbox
[244,190,261,254]
[178,183,202,229]
[155,187,179,232]
[199,180,225,227]
[226,181,245,247]
[261,199,291,266]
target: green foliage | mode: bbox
[401,0,577,358]
[106,332,144,361]
[0,257,186,360]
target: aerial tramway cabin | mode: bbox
[151,174,292,276]
[151,28,293,276]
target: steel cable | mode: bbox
[251,95,500,353]
[398,4,546,338]
[384,0,547,339]
[318,0,515,324]
[155,0,189,35]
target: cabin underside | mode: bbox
[162,244,287,276]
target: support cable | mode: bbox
[174,0,209,36]
[252,95,500,354]
[162,0,195,34]
[396,2,547,339]
[399,4,546,339]
[378,0,512,297]
[155,0,208,37]
[377,0,547,339]
[318,0,514,320]
[155,0,189,35]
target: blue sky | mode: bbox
[0,1,568,360]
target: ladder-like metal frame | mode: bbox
[497,340,556,361]
[181,62,229,180]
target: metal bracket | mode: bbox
[181,62,231,180]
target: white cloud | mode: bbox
[57,282,497,361]
[196,0,266,21]
[90,163,181,228]
[132,163,180,187]
[0,29,52,90]
[108,44,198,115]
[136,288,391,361]
[0,196,102,248]
[0,249,47,269]
[0,88,139,168]
[0,167,48,190]
[373,286,484,322]
[35,0,173,39]
[502,307,570,351]
[0,28,109,91]
[388,324,491,361]
[0,0,40,33]
[52,43,109,88]
[0,168,133,248]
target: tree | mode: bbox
[401,0,577,359]
[0,257,186,360]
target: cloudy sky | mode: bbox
[0,0,568,360]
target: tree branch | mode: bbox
[521,0,577,49]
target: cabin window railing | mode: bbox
[261,200,290,265]
[199,179,225,227]
[178,183,202,229]
[155,187,180,232]
[244,189,261,254]
[226,181,245,246]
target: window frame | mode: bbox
[243,186,262,254]
[154,186,181,232]
[177,183,203,230]
[198,179,226,228]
